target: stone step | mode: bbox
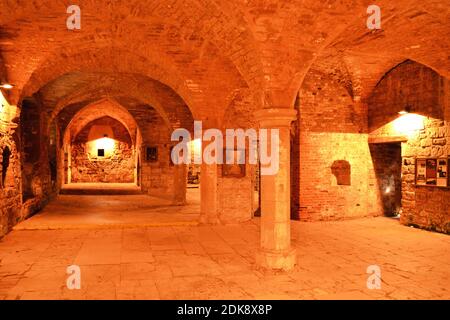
[60,188,143,195]
[60,183,142,195]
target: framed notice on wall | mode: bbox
[437,158,448,187]
[415,158,449,188]
[415,159,427,186]
[426,159,437,186]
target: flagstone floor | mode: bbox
[0,214,449,300]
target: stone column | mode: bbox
[67,144,72,184]
[254,108,297,271]
[199,154,220,224]
[173,163,187,205]
[197,119,220,224]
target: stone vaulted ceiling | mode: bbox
[0,0,449,119]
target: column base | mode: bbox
[256,248,297,271]
[172,199,187,206]
[199,214,221,225]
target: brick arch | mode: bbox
[368,60,445,133]
[63,99,141,147]
[17,47,198,112]
[254,0,450,109]
[47,74,193,131]
[370,59,448,99]
[1,1,265,109]
[222,88,257,129]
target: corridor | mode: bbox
[15,189,200,230]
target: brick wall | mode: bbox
[295,68,382,221]
[0,132,21,237]
[218,91,257,223]
[369,61,442,133]
[217,162,254,223]
[130,106,180,201]
[368,61,450,234]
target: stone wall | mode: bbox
[218,91,258,223]
[216,162,254,223]
[368,61,450,234]
[19,98,53,218]
[130,106,181,201]
[70,117,134,183]
[295,68,382,221]
[0,132,21,237]
[1,91,57,237]
[401,118,450,233]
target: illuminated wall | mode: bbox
[71,117,135,183]
[369,60,450,233]
[294,67,382,222]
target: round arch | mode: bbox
[63,98,141,147]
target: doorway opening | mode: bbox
[370,142,402,217]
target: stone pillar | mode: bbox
[254,108,297,271]
[173,164,187,205]
[67,144,72,184]
[198,119,220,224]
[199,157,219,224]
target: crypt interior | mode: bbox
[0,0,449,300]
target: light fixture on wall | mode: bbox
[393,112,425,134]
[95,134,115,155]
[0,84,14,90]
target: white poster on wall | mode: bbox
[416,159,427,186]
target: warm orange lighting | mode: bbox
[189,139,202,163]
[95,136,115,152]
[0,91,8,115]
[392,113,424,135]
[87,136,116,158]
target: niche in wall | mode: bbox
[145,146,158,162]
[1,146,11,188]
[331,160,351,186]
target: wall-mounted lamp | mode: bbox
[0,84,14,90]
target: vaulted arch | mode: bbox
[63,98,141,146]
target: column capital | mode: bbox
[254,108,297,128]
